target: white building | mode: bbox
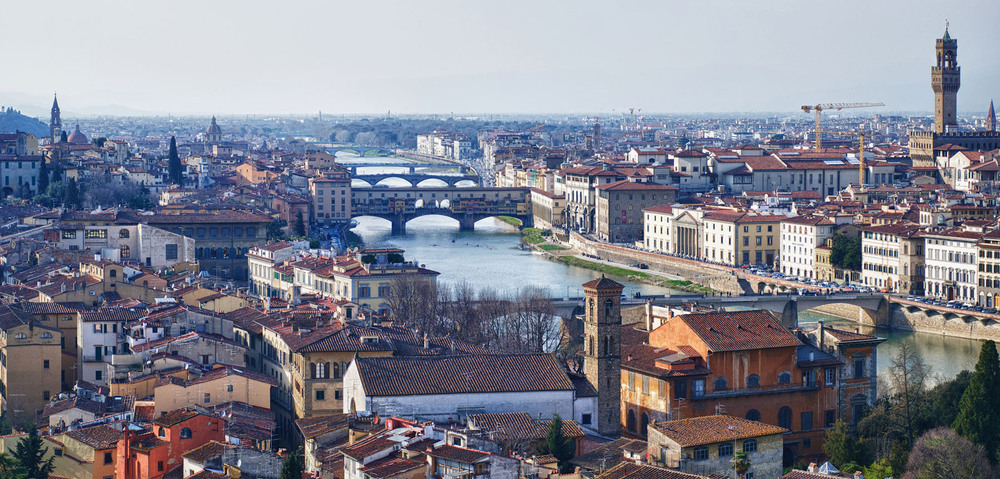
[77,308,147,386]
[924,229,982,303]
[860,224,925,294]
[342,354,597,428]
[779,216,835,280]
[643,205,675,253]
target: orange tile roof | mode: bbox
[650,414,788,447]
[678,310,801,352]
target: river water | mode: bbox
[341,152,986,380]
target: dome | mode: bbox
[67,124,88,144]
[206,116,222,135]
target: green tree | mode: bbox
[862,457,894,479]
[59,131,67,143]
[387,252,405,264]
[824,420,863,469]
[267,219,287,241]
[830,234,862,271]
[63,178,80,209]
[537,414,574,473]
[168,136,183,186]
[294,210,306,237]
[37,158,48,193]
[731,451,751,478]
[49,165,61,185]
[953,340,1000,459]
[12,424,55,479]
[279,449,304,479]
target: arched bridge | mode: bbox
[327,146,394,157]
[352,173,480,187]
[352,186,533,234]
[551,292,891,329]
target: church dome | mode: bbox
[206,116,222,136]
[67,124,88,144]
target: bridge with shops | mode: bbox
[351,186,533,234]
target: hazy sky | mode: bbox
[1,0,997,115]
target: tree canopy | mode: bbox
[168,136,184,186]
[830,234,862,271]
[12,424,55,479]
[952,340,1000,460]
[537,414,574,473]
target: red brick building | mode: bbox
[116,409,224,479]
[620,307,882,466]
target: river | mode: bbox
[341,151,986,380]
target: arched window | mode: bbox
[41,332,52,339]
[589,336,595,355]
[714,377,728,391]
[692,446,709,460]
[120,245,130,258]
[747,374,760,387]
[778,406,793,430]
[778,371,791,385]
[14,333,26,339]
[626,409,636,433]
[604,298,614,318]
[719,442,733,457]
[158,427,165,437]
[180,427,192,439]
[640,412,649,437]
[222,247,229,258]
[119,229,129,238]
[745,409,760,422]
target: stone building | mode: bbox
[144,211,272,280]
[923,227,982,302]
[978,230,1000,308]
[860,223,926,295]
[0,305,62,422]
[595,181,678,243]
[582,276,623,436]
[780,216,836,280]
[646,415,786,478]
[701,210,785,267]
[308,173,352,225]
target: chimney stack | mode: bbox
[817,321,825,351]
[644,301,653,331]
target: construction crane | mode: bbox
[826,126,876,186]
[801,102,883,149]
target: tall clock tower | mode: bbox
[582,275,623,436]
[932,25,960,133]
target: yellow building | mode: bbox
[152,365,274,415]
[0,305,62,422]
[16,302,79,391]
[702,211,786,267]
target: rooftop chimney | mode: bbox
[645,301,653,331]
[817,321,825,351]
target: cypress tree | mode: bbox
[12,424,55,479]
[279,449,303,479]
[538,414,575,473]
[953,340,1000,459]
[64,178,80,209]
[294,210,306,237]
[168,136,183,186]
[37,158,48,193]
[49,164,61,185]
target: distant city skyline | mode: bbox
[1,0,997,116]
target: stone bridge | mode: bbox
[352,186,533,234]
[551,292,891,329]
[347,165,479,187]
[327,146,394,157]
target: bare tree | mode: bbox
[886,340,932,447]
[903,427,994,479]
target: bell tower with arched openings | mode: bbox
[582,275,623,436]
[932,23,960,133]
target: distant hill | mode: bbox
[0,107,48,137]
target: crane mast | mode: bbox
[826,126,875,186]
[801,102,883,149]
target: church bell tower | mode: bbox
[582,275,623,436]
[932,24,960,133]
[50,94,62,144]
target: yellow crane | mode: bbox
[801,102,884,149]
[826,126,877,186]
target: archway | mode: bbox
[626,409,636,433]
[351,179,373,188]
[454,179,478,188]
[416,178,448,188]
[375,177,413,187]
[640,412,649,437]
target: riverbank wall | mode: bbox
[566,233,745,295]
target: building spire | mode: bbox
[943,19,951,40]
[988,100,997,132]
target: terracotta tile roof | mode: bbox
[65,424,124,450]
[185,472,228,479]
[644,204,674,214]
[570,437,647,471]
[823,327,882,343]
[182,440,236,464]
[650,415,787,447]
[360,456,425,478]
[425,444,491,464]
[0,304,38,330]
[13,302,75,315]
[596,463,712,479]
[80,307,148,323]
[678,310,801,352]
[144,211,272,224]
[355,353,574,397]
[43,396,105,418]
[470,412,583,442]
[152,408,201,427]
[582,275,624,291]
[782,471,842,479]
[596,179,678,191]
[340,433,399,461]
[295,413,351,439]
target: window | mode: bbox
[745,409,760,422]
[104,451,113,464]
[165,244,178,260]
[801,411,813,431]
[742,439,757,453]
[204,393,211,403]
[778,406,793,429]
[62,230,77,239]
[316,390,325,401]
[714,377,728,391]
[85,229,107,239]
[158,461,164,472]
[180,428,192,439]
[693,379,705,398]
[853,355,866,378]
[582,413,592,425]
[43,360,49,369]
[658,379,666,398]
[158,427,165,437]
[719,443,733,457]
[95,370,102,381]
[43,391,50,400]
[41,332,52,339]
[692,446,709,461]
[227,384,234,392]
[674,380,687,399]
[119,229,129,238]
[641,375,649,395]
[54,448,62,456]
[778,371,791,384]
[825,409,837,428]
[825,368,835,386]
[747,374,760,387]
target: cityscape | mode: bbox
[0,3,999,479]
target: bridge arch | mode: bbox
[375,177,414,187]
[416,178,449,188]
[454,179,478,188]
[351,179,373,188]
